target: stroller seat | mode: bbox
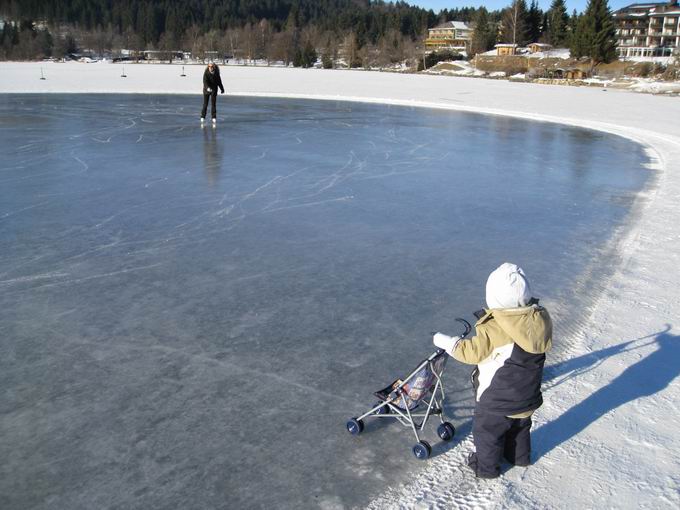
[373,352,448,411]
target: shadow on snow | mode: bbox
[533,324,680,461]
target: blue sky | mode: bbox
[409,0,638,14]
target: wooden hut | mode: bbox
[495,44,518,56]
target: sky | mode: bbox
[409,0,639,14]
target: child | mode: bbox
[433,263,552,479]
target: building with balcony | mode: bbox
[425,21,473,52]
[613,1,680,58]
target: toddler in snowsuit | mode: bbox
[433,263,552,479]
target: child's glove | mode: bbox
[433,333,461,355]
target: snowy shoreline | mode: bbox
[2,62,679,508]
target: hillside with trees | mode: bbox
[0,0,438,66]
[0,0,615,69]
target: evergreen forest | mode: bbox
[0,0,616,66]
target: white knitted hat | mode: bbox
[485,262,532,309]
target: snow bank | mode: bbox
[526,48,571,59]
[425,60,486,77]
[630,79,680,95]
[1,62,679,509]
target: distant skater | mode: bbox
[201,62,224,125]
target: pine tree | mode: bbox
[526,0,543,44]
[570,0,617,64]
[546,0,569,47]
[470,7,496,57]
[568,9,579,47]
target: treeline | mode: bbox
[0,0,481,65]
[0,0,619,66]
[0,1,434,48]
[1,0,433,39]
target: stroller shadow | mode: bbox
[533,324,680,461]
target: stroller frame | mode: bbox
[347,318,471,460]
[360,349,448,433]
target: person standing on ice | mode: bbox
[201,62,225,125]
[433,263,552,479]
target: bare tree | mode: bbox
[183,25,202,61]
[342,31,359,68]
[128,31,144,61]
[158,30,177,62]
[214,31,231,64]
[258,19,273,64]
[320,30,339,68]
[82,26,113,58]
[204,29,220,57]
[242,23,257,63]
[300,25,320,48]
[402,37,420,71]
[501,0,528,46]
[111,32,125,60]
[361,42,381,69]
[378,28,406,67]
[225,27,242,63]
[269,29,295,65]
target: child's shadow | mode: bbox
[533,324,680,460]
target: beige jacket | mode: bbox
[454,305,553,415]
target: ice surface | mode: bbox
[0,94,651,509]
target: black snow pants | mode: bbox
[201,92,218,119]
[471,408,532,478]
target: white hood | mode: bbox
[485,262,532,309]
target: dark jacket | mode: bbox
[453,305,552,416]
[203,66,224,95]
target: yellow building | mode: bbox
[425,21,473,51]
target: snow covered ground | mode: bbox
[1,62,679,509]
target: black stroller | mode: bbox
[346,318,471,460]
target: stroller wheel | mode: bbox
[412,441,431,460]
[346,418,364,436]
[437,422,456,442]
[373,402,390,415]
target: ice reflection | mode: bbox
[202,124,222,186]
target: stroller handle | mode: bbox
[429,317,472,358]
[455,317,472,337]
[429,317,472,341]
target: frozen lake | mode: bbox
[0,94,651,509]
